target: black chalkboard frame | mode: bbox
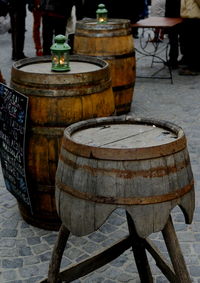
[0,83,32,210]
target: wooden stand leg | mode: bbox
[48,224,70,283]
[126,212,153,283]
[162,215,191,283]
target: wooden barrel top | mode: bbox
[56,116,195,237]
[63,116,186,160]
[18,61,101,74]
[72,124,177,148]
[11,55,111,86]
[76,18,131,29]
[75,19,132,36]
[12,55,107,74]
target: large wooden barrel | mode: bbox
[73,19,136,115]
[10,55,115,230]
[55,116,195,237]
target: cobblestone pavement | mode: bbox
[1,12,200,283]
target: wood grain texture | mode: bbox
[11,56,115,126]
[47,224,70,283]
[10,56,115,231]
[55,116,195,237]
[40,234,132,283]
[162,216,192,282]
[132,17,183,28]
[41,217,187,282]
[126,211,153,282]
[62,116,187,160]
[74,19,135,114]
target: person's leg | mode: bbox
[167,25,179,67]
[42,15,54,55]
[179,19,190,65]
[178,22,187,64]
[54,17,67,37]
[179,19,200,75]
[9,11,17,59]
[17,10,26,58]
[33,10,43,56]
[187,19,200,71]
[10,6,26,60]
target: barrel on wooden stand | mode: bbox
[10,55,115,230]
[73,19,136,115]
[55,116,195,237]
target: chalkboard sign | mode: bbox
[0,83,31,209]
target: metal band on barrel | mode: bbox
[56,180,194,205]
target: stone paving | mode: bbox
[1,12,200,283]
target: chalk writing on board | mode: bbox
[0,83,31,209]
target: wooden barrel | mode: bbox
[55,116,195,237]
[73,19,136,115]
[10,55,115,231]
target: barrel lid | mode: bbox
[11,55,110,85]
[75,19,132,37]
[17,61,101,74]
[12,55,106,75]
[76,18,131,30]
[62,116,187,160]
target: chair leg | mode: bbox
[126,212,153,283]
[162,215,191,283]
[48,224,70,283]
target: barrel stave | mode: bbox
[74,19,136,115]
[11,56,115,230]
[55,116,195,237]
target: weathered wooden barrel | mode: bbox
[10,55,115,231]
[73,19,136,115]
[55,116,195,237]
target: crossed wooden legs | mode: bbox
[42,214,191,283]
[126,212,191,283]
